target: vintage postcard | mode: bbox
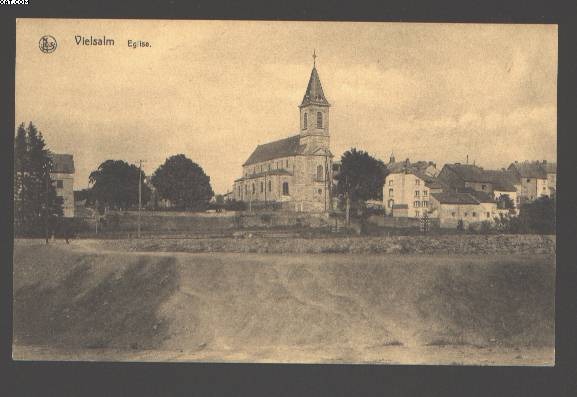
[13,19,556,365]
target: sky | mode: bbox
[16,20,557,194]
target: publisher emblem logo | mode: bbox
[39,35,57,54]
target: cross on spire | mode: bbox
[313,49,317,67]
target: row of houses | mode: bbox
[382,157,556,228]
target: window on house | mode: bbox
[388,199,394,208]
[317,165,323,180]
[56,180,63,188]
[252,183,255,194]
[317,112,323,128]
[389,188,394,197]
[268,180,272,192]
[423,190,428,197]
[415,179,420,186]
[268,164,271,171]
[452,212,456,217]
[486,212,490,218]
[414,201,420,208]
[527,179,531,183]
[260,182,264,193]
[415,191,420,197]
[318,188,322,195]
[464,212,468,217]
[472,212,477,217]
[481,184,486,190]
[389,180,394,186]
[415,210,420,217]
[282,182,289,195]
[422,201,428,207]
[286,159,289,167]
[245,185,248,194]
[304,112,308,129]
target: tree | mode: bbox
[14,122,63,237]
[88,160,151,210]
[150,154,214,210]
[334,148,388,219]
[518,196,556,234]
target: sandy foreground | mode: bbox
[12,239,555,366]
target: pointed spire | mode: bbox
[300,53,330,108]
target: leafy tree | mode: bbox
[518,196,556,234]
[88,160,151,210]
[13,122,63,237]
[151,154,214,210]
[335,148,388,211]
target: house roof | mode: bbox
[387,159,435,174]
[235,169,293,182]
[300,67,330,107]
[243,135,305,166]
[509,161,548,179]
[443,164,517,192]
[458,188,496,203]
[484,170,518,192]
[49,153,75,174]
[431,192,481,205]
[444,164,493,183]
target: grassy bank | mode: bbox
[13,241,555,364]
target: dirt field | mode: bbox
[12,239,555,365]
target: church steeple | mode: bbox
[300,63,330,108]
[299,51,330,150]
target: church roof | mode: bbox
[243,135,305,166]
[300,67,330,107]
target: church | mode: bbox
[232,56,333,212]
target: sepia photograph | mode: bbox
[13,19,557,365]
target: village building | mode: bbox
[507,161,554,203]
[49,153,75,217]
[232,57,333,212]
[383,158,443,218]
[437,163,519,205]
[429,189,498,228]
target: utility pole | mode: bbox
[345,174,350,226]
[137,159,146,239]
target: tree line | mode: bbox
[14,122,64,237]
[84,154,214,213]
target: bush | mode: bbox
[224,199,247,211]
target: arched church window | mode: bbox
[317,112,323,128]
[304,112,308,129]
[317,165,323,180]
[282,182,289,196]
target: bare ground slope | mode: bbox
[12,240,555,364]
